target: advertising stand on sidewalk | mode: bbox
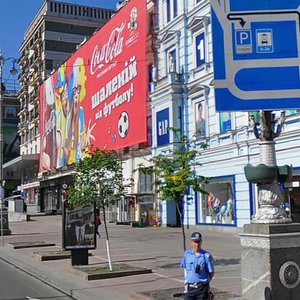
[62,201,96,265]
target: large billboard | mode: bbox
[39,0,147,172]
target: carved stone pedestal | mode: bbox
[240,224,300,300]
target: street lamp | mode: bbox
[0,50,18,245]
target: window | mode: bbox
[147,116,152,146]
[139,169,153,193]
[219,112,232,133]
[199,177,235,225]
[5,106,16,117]
[45,59,53,71]
[166,0,178,23]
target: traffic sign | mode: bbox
[211,0,300,111]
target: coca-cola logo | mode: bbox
[90,23,125,75]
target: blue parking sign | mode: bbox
[235,30,252,54]
[211,0,300,111]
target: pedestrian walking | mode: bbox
[95,213,101,238]
[180,232,215,300]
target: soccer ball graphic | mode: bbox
[118,111,129,139]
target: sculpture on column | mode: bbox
[245,111,292,224]
[168,54,175,73]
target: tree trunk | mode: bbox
[102,205,113,270]
[176,198,186,251]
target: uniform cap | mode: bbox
[191,232,202,242]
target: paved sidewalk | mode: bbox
[0,215,242,299]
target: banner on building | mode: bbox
[39,0,147,173]
[194,100,206,138]
[156,108,170,146]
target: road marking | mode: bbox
[153,272,184,283]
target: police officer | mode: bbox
[180,232,215,300]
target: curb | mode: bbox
[8,241,56,249]
[69,265,152,281]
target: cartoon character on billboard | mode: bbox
[66,57,95,165]
[55,63,70,168]
[128,7,138,31]
[41,77,56,171]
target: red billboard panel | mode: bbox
[39,0,147,173]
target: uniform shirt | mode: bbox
[180,249,214,284]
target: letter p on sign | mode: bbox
[236,30,252,45]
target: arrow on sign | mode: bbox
[227,14,246,27]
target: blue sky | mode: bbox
[0,0,118,79]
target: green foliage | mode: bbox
[147,129,209,204]
[67,147,125,209]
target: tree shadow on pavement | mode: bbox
[160,258,240,269]
[140,287,238,300]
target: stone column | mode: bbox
[240,224,300,300]
[252,139,290,224]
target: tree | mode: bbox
[67,146,124,270]
[141,129,208,251]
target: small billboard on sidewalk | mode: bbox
[62,202,96,250]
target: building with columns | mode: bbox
[150,0,300,228]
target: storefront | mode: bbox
[137,194,155,225]
[22,182,40,213]
[197,176,236,226]
[40,174,73,214]
[283,170,300,223]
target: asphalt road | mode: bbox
[0,258,74,300]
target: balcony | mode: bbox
[151,72,183,94]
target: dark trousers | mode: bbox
[184,283,209,300]
[95,225,100,236]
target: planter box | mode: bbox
[70,263,152,281]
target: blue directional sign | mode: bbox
[211,0,300,111]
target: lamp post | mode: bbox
[0,50,18,245]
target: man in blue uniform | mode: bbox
[180,232,215,300]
